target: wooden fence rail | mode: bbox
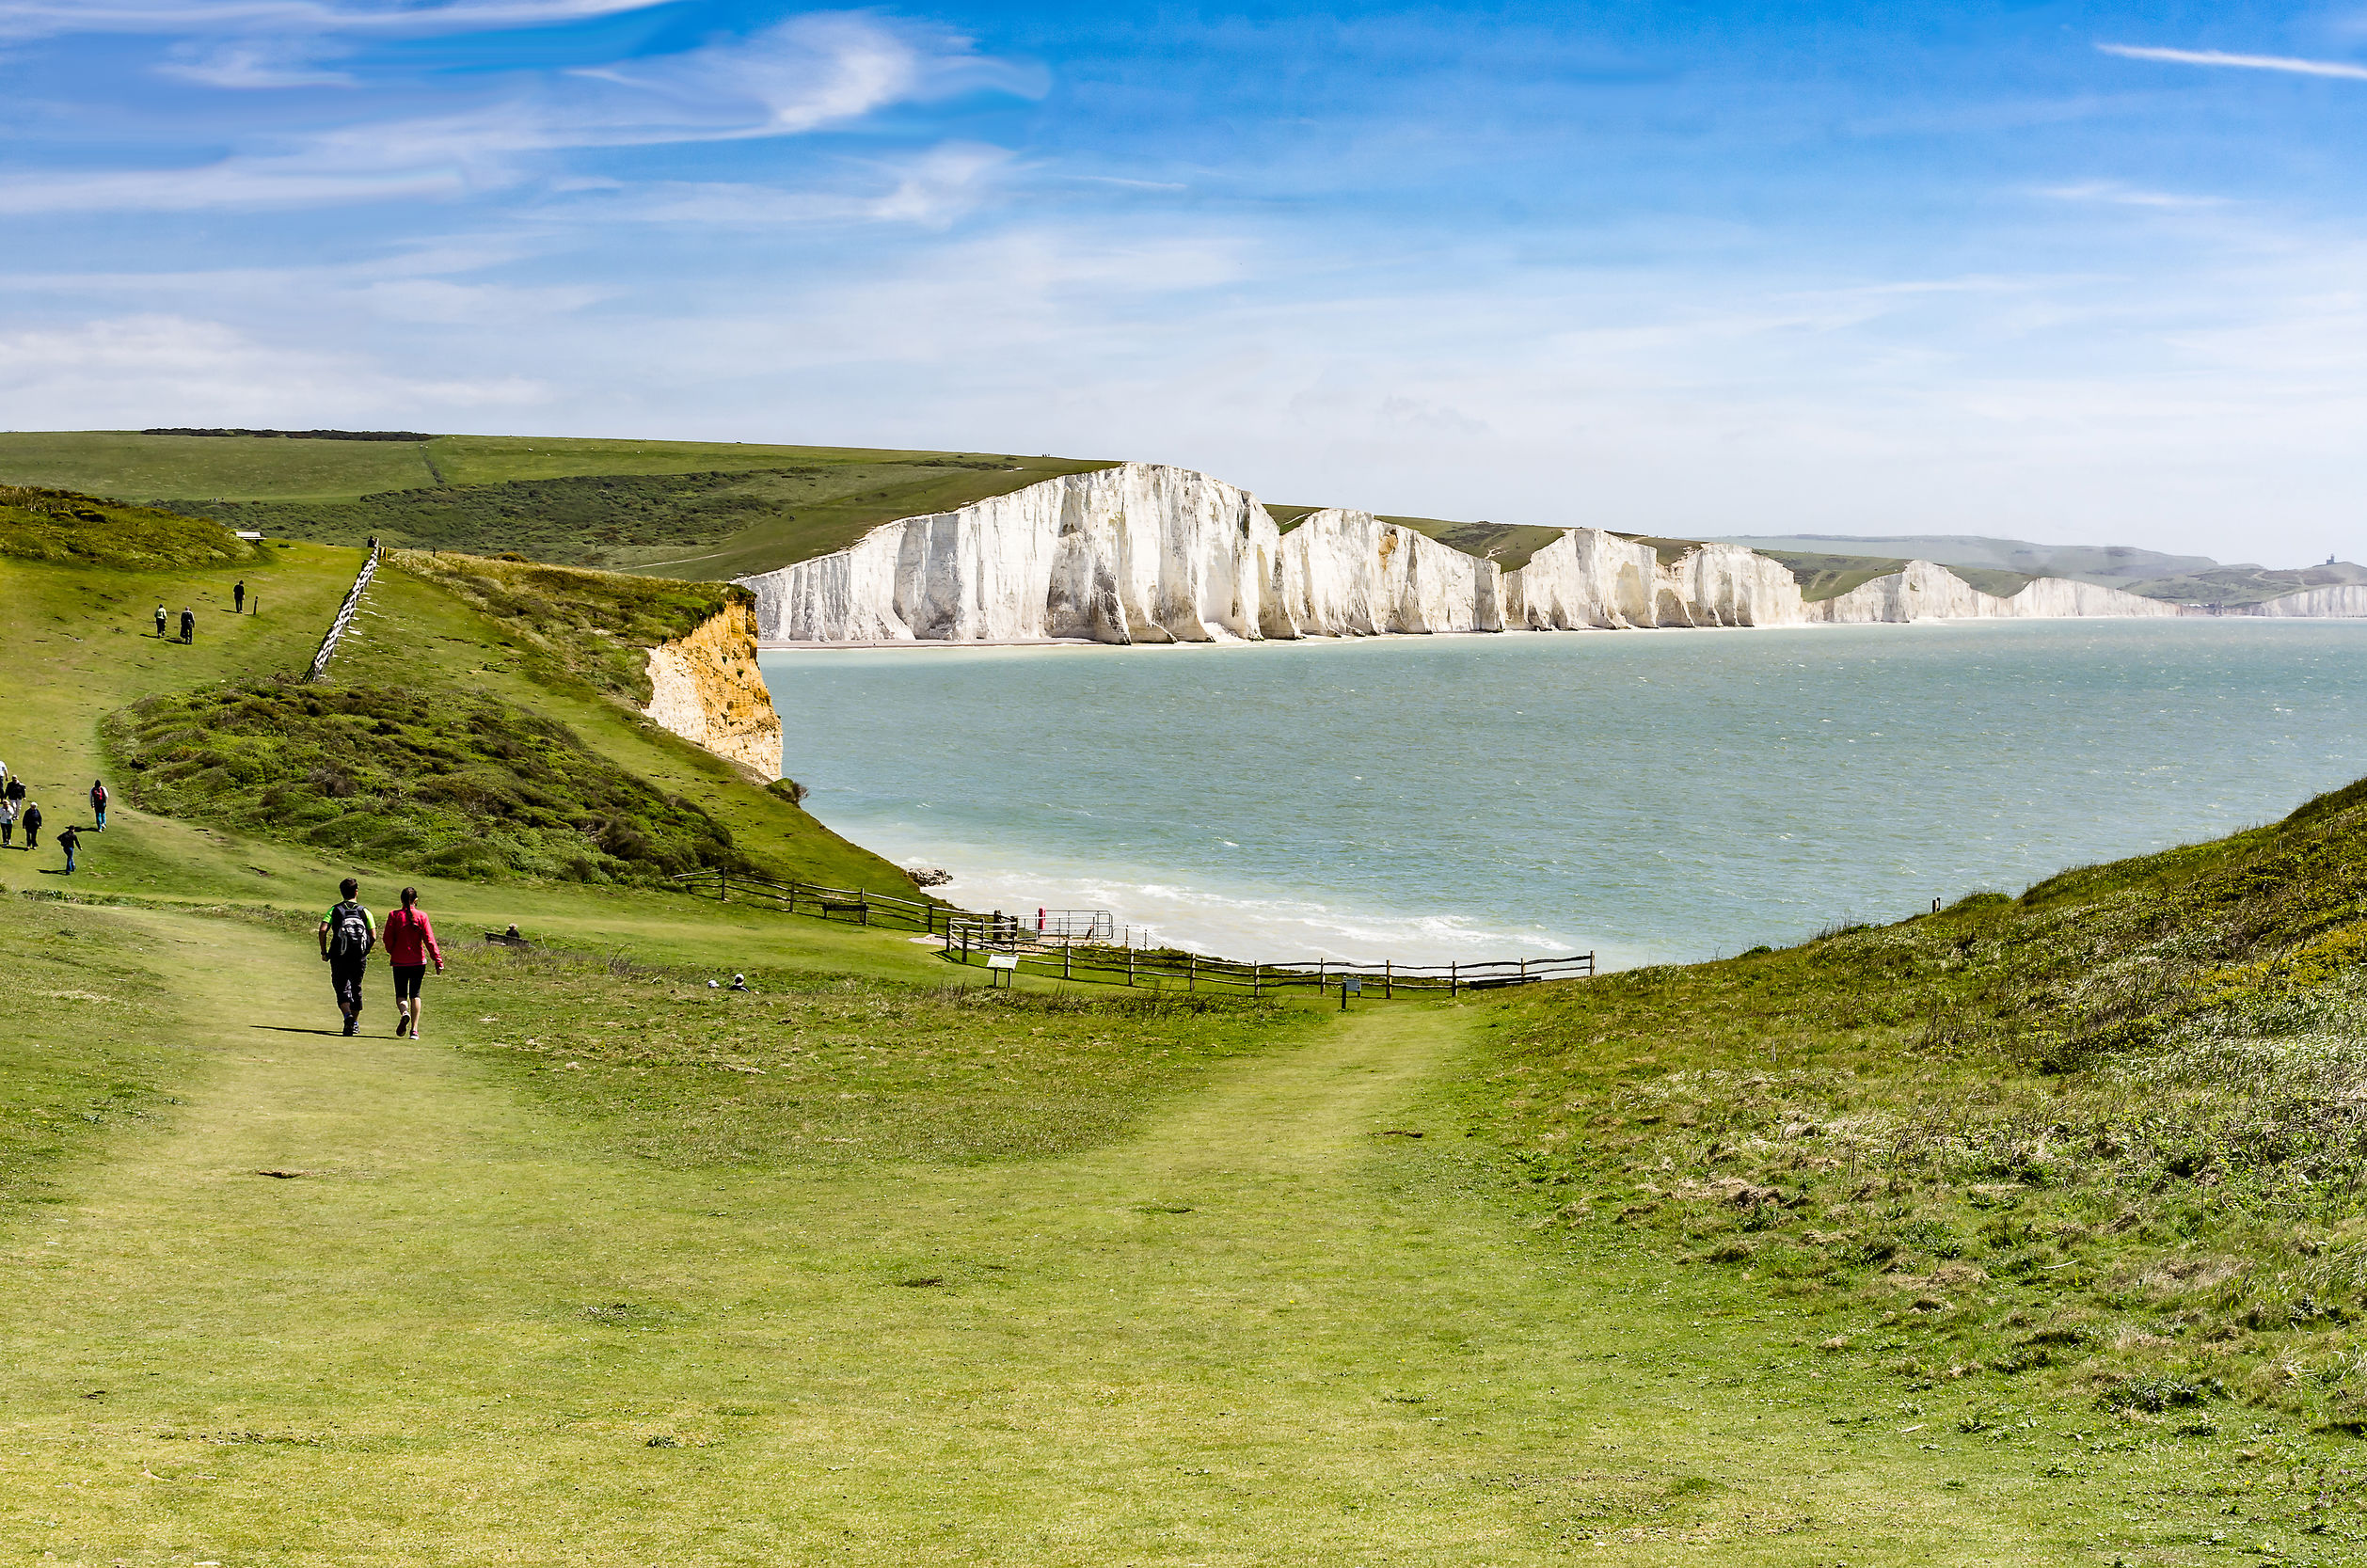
[667,868,1596,997]
[307,543,382,683]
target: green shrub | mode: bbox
[103,681,755,887]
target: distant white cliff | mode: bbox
[2231,585,2367,618]
[739,463,2194,644]
[1812,561,2192,624]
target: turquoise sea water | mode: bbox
[762,620,2367,969]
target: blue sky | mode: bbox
[3,2,2365,561]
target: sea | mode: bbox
[761,619,2367,970]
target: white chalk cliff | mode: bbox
[739,463,2195,643]
[1279,508,1502,634]
[1812,561,2192,624]
[2232,585,2367,618]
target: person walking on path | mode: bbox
[56,824,79,875]
[21,800,41,850]
[381,886,444,1039]
[0,797,16,848]
[154,604,167,638]
[5,773,23,812]
[179,607,196,644]
[88,780,107,830]
[233,580,246,613]
[318,878,375,1037]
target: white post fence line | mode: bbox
[308,543,383,683]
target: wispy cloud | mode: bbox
[0,15,1029,213]
[2041,180,2231,210]
[2097,42,2367,82]
[0,1,666,40]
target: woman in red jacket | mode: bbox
[381,886,444,1039]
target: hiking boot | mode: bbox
[342,1016,358,1037]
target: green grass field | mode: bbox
[0,431,1116,580]
[6,496,2365,1562]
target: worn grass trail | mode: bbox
[5,911,2106,1566]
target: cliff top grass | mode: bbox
[1464,773,2367,1448]
[392,549,739,705]
[0,484,260,570]
[0,430,1118,579]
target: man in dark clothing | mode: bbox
[180,607,196,644]
[4,774,23,810]
[56,824,79,874]
[318,878,375,1036]
[21,800,41,849]
[233,580,246,613]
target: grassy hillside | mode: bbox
[0,431,1114,580]
[0,499,919,910]
[1467,775,2367,1448]
[0,485,259,570]
[105,683,756,886]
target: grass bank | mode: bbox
[1464,777,2367,1467]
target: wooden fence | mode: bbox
[307,543,382,682]
[670,868,1595,997]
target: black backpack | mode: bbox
[328,902,373,963]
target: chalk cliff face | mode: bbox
[1501,529,1660,628]
[2233,586,2367,618]
[740,463,2196,643]
[1654,542,1809,627]
[742,464,1284,644]
[1279,508,1502,634]
[1813,561,2192,624]
[643,598,784,780]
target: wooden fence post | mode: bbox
[718,870,727,904]
[859,892,869,927]
[1384,958,1392,1000]
[1188,953,1196,992]
[1450,961,1458,1000]
[1064,945,1072,981]
[1251,963,1259,999]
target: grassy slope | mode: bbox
[0,432,1114,580]
[0,530,917,914]
[1461,780,2367,1504]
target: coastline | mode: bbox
[762,619,2367,967]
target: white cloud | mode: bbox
[0,314,543,427]
[156,36,357,87]
[2040,180,2231,210]
[0,16,1020,212]
[596,143,1016,229]
[0,1,667,41]
[2097,42,2367,82]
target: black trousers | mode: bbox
[330,962,367,1016]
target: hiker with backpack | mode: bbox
[381,886,444,1040]
[88,780,107,830]
[318,878,375,1036]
